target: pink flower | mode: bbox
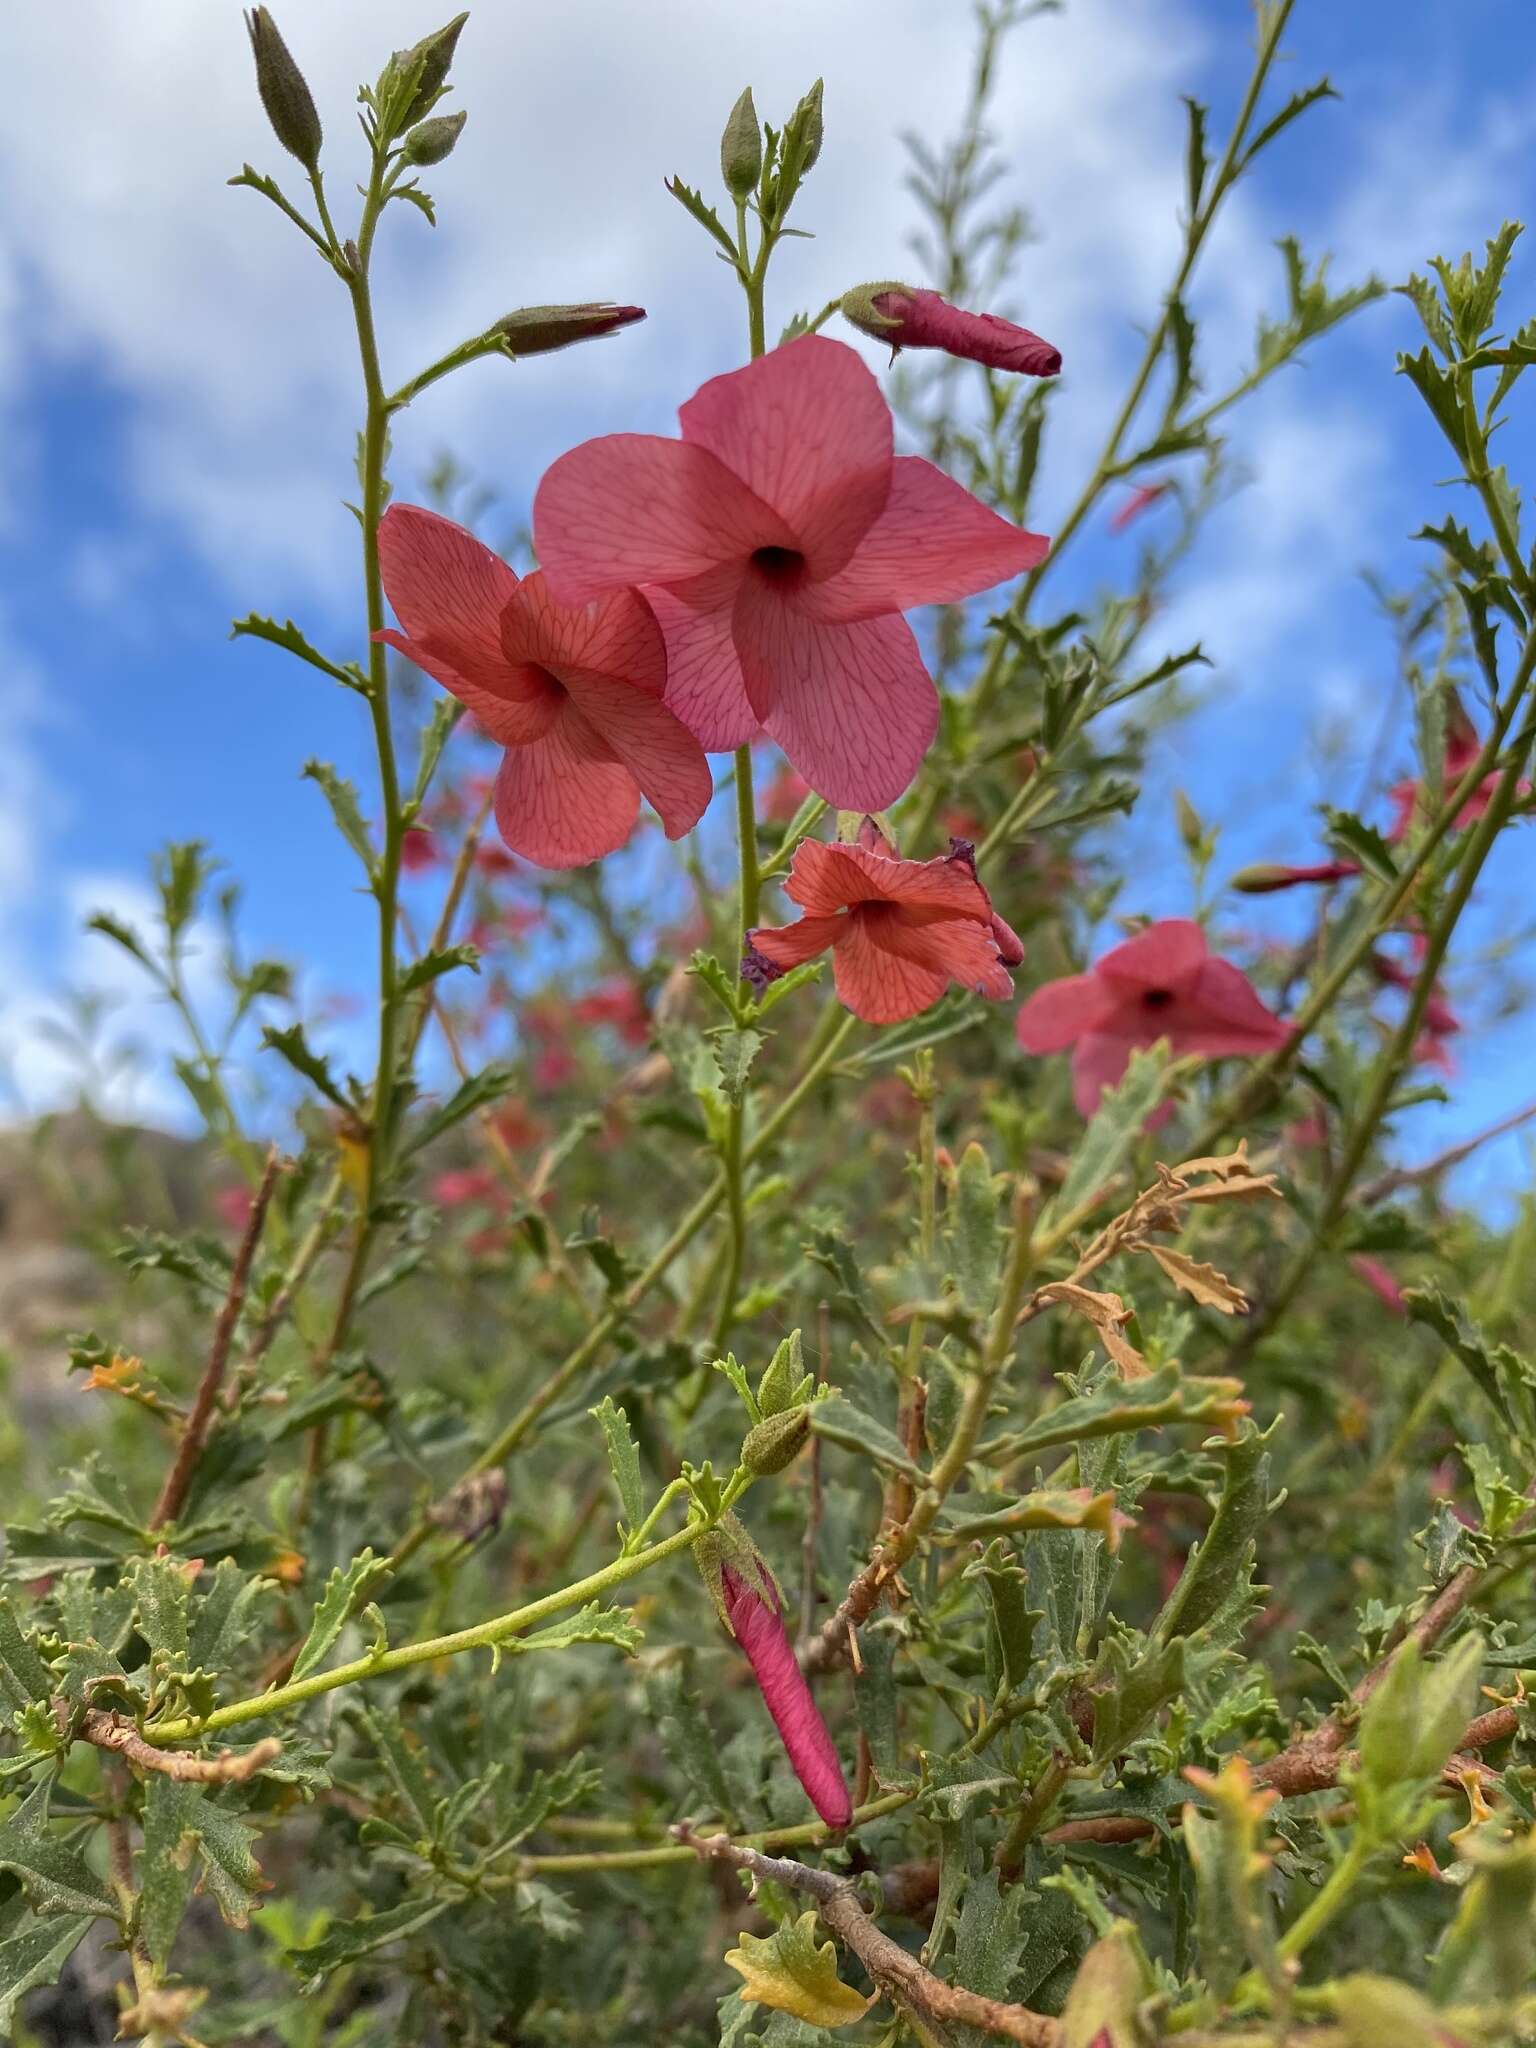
[213,1186,253,1232]
[573,978,651,1046]
[1109,482,1171,533]
[1016,918,1289,1118]
[532,335,1047,807]
[432,1168,504,1210]
[1349,1255,1406,1315]
[720,1565,851,1828]
[840,282,1061,377]
[746,824,1024,1025]
[475,843,518,878]
[374,504,712,869]
[1370,952,1461,1038]
[399,826,439,872]
[1386,701,1531,841]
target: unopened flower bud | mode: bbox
[396,12,469,128]
[492,302,646,359]
[720,87,762,201]
[1230,860,1361,894]
[793,78,824,174]
[244,9,323,173]
[841,281,1061,377]
[402,108,467,166]
[742,1406,810,1476]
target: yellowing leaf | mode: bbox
[724,1912,874,2027]
[1141,1245,1248,1315]
[1035,1281,1149,1378]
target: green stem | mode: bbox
[145,1516,707,1745]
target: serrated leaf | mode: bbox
[711,1026,764,1106]
[261,1023,352,1110]
[1155,1421,1272,1642]
[1403,1283,1536,1437]
[1324,807,1399,882]
[647,1652,733,1820]
[407,1065,517,1155]
[399,943,480,996]
[983,1364,1246,1464]
[950,1141,1001,1313]
[124,1556,191,1667]
[808,1395,924,1479]
[0,1779,113,1919]
[0,1599,52,1711]
[725,1912,873,2026]
[506,1602,642,1658]
[292,1552,392,1684]
[302,760,376,873]
[1049,1042,1169,1223]
[1142,1244,1247,1315]
[292,1895,451,1989]
[589,1397,644,1531]
[0,1915,94,2032]
[231,615,362,690]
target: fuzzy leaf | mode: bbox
[0,1915,94,2032]
[292,1896,451,1990]
[725,1912,873,2026]
[0,1779,113,1919]
[589,1397,645,1533]
[292,1551,392,1683]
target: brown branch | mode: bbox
[150,1146,282,1531]
[81,1708,280,1784]
[675,1828,1060,2047]
[1359,1097,1536,1204]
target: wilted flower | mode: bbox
[839,281,1061,377]
[533,335,1047,807]
[1016,918,1289,1118]
[375,504,711,868]
[746,823,1023,1024]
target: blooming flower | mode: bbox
[1015,918,1289,1118]
[720,1564,851,1828]
[375,504,712,869]
[838,281,1061,376]
[532,335,1047,807]
[745,824,1024,1025]
[1386,699,1531,840]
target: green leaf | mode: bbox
[1403,1283,1536,1438]
[0,1599,52,1711]
[124,1556,191,1668]
[1090,1634,1187,1761]
[1356,1634,1483,1794]
[589,1397,645,1532]
[1431,1829,1536,2002]
[231,615,364,691]
[506,1602,642,1659]
[1397,345,1469,458]
[292,1551,392,1683]
[1238,76,1337,167]
[1154,1420,1273,1642]
[710,1025,764,1106]
[0,1915,94,2032]
[85,909,156,974]
[983,1365,1245,1465]
[399,943,480,997]
[302,760,376,874]
[410,695,464,804]
[140,1779,198,1967]
[646,1651,733,1819]
[407,1065,517,1155]
[1323,807,1398,882]
[0,1779,114,1919]
[1181,96,1208,218]
[292,1896,451,1990]
[808,1395,923,1479]
[260,1023,353,1110]
[1048,1041,1169,1223]
[356,1705,437,1837]
[752,957,825,1016]
[962,1541,1040,1695]
[950,1141,1002,1314]
[663,177,740,262]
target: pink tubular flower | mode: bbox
[839,281,1061,377]
[720,1564,851,1828]
[1349,1254,1406,1315]
[745,824,1024,1025]
[1016,918,1289,1118]
[374,504,712,869]
[532,335,1048,807]
[1109,481,1171,533]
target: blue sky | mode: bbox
[0,0,1532,1209]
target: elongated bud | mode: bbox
[756,1329,810,1417]
[244,9,323,172]
[841,281,1061,377]
[492,302,646,358]
[1230,860,1361,894]
[403,108,466,166]
[720,87,761,201]
[397,12,469,128]
[742,1407,810,1476]
[793,78,824,173]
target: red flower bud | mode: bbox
[840,281,1060,377]
[492,303,646,359]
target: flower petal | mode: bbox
[783,837,991,918]
[831,913,950,1023]
[805,457,1049,623]
[1095,918,1209,993]
[872,909,1016,1002]
[559,675,713,841]
[502,570,667,696]
[748,912,847,971]
[377,503,520,672]
[679,336,892,577]
[1168,959,1290,1057]
[533,434,792,606]
[375,628,558,747]
[734,594,938,810]
[643,578,760,750]
[1015,972,1116,1053]
[490,712,640,869]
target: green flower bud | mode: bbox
[719,87,761,201]
[396,12,468,129]
[756,1329,805,1417]
[402,109,467,166]
[793,78,824,174]
[491,302,646,358]
[838,280,913,342]
[244,9,323,173]
[741,1406,810,1476]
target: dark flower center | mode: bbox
[527,662,568,701]
[1141,987,1174,1010]
[751,545,806,585]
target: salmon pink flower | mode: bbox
[839,281,1061,376]
[375,504,712,869]
[532,335,1047,807]
[746,824,1023,1025]
[720,1563,850,1828]
[1386,699,1531,840]
[1016,918,1289,1118]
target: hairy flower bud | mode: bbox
[793,78,824,174]
[402,109,467,166]
[492,302,646,358]
[396,12,469,129]
[720,87,762,201]
[841,281,1061,377]
[1230,860,1361,894]
[741,1406,810,1476]
[244,9,323,173]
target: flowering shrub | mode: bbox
[2,5,1536,2045]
